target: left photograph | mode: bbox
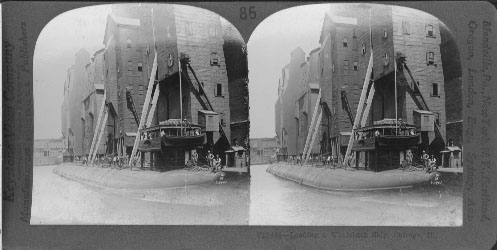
[32,3,250,225]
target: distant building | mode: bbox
[296,48,321,155]
[279,48,306,156]
[61,49,91,159]
[82,49,106,156]
[250,137,278,165]
[440,22,463,148]
[34,138,64,165]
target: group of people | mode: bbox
[404,149,438,173]
[421,150,438,173]
[286,154,342,167]
[206,150,222,172]
[75,154,128,168]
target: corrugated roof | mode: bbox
[110,13,140,27]
[413,110,434,114]
[231,146,245,151]
[198,110,218,115]
[94,84,104,90]
[447,146,461,151]
[331,15,357,25]
[309,82,320,89]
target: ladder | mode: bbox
[303,109,322,165]
[126,88,140,126]
[344,52,374,166]
[360,83,375,128]
[146,82,160,127]
[302,89,321,161]
[90,110,108,164]
[341,90,354,125]
[88,91,107,164]
[129,52,158,166]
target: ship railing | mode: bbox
[139,124,202,140]
[354,124,417,140]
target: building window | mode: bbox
[353,62,358,71]
[352,31,358,50]
[127,38,132,48]
[331,64,335,73]
[383,27,388,38]
[435,112,441,126]
[427,52,435,65]
[431,83,439,96]
[426,24,434,37]
[383,52,389,66]
[215,83,223,97]
[424,115,429,123]
[343,60,349,71]
[137,63,143,72]
[361,42,366,55]
[343,38,348,47]
[127,61,133,71]
[403,21,410,35]
[210,52,219,66]
[139,85,144,95]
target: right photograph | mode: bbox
[248,3,462,226]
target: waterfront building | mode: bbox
[250,137,278,165]
[82,49,106,156]
[62,4,248,171]
[275,4,457,170]
[295,48,321,156]
[61,49,91,160]
[34,138,64,165]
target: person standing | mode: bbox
[406,150,413,165]
[421,150,430,171]
[207,150,214,169]
[213,154,222,172]
[427,155,438,173]
[192,150,198,166]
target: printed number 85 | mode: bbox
[240,6,256,19]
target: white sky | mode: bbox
[247,4,330,138]
[33,3,330,140]
[33,4,111,139]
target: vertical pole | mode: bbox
[375,147,377,172]
[394,58,398,136]
[179,57,183,136]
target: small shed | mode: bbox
[441,146,462,168]
[223,146,248,173]
[413,110,435,132]
[198,110,219,132]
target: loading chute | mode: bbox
[343,51,374,166]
